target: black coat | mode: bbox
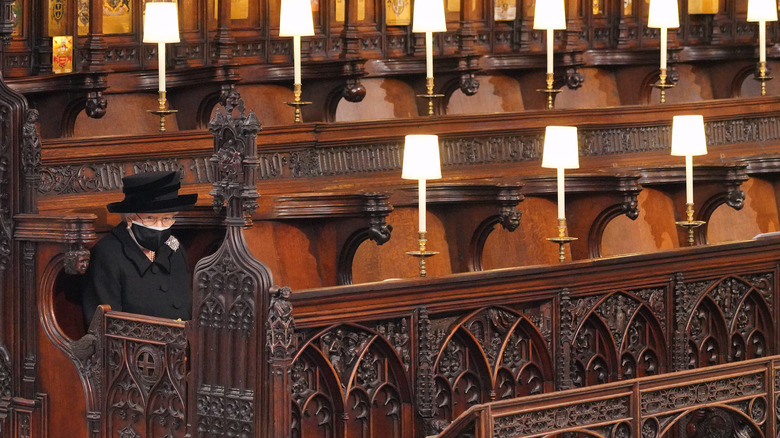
[82,224,193,324]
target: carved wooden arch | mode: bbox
[492,316,554,398]
[290,344,349,436]
[322,83,346,123]
[294,323,414,404]
[638,67,679,105]
[729,289,774,360]
[572,291,664,383]
[432,307,551,395]
[686,295,730,368]
[698,190,745,246]
[731,64,760,98]
[619,305,668,379]
[337,223,393,285]
[60,97,87,138]
[571,312,618,387]
[656,405,765,438]
[469,216,505,272]
[195,90,224,130]
[438,76,464,116]
[587,203,638,258]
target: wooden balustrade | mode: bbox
[438,355,780,437]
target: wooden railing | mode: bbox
[279,236,780,437]
[439,355,780,437]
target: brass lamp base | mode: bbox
[536,73,561,110]
[651,68,676,104]
[284,83,312,123]
[675,203,706,246]
[416,78,444,116]
[546,218,577,263]
[147,91,177,132]
[405,232,439,277]
[754,61,773,97]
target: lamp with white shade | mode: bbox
[412,0,446,115]
[402,134,442,276]
[143,1,180,132]
[748,0,778,96]
[533,0,566,110]
[647,0,679,103]
[280,0,315,123]
[671,115,708,246]
[541,126,579,262]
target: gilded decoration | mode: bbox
[385,0,410,26]
[103,0,131,34]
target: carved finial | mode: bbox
[208,88,261,220]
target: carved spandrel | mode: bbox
[374,318,410,371]
[594,293,641,350]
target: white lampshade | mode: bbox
[541,126,580,169]
[143,2,180,43]
[412,0,446,32]
[671,115,708,156]
[402,135,442,179]
[648,0,680,28]
[280,0,315,37]
[748,0,778,22]
[533,0,566,30]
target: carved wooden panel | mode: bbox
[569,289,668,388]
[680,274,774,369]
[420,306,552,429]
[290,321,413,438]
[103,316,187,438]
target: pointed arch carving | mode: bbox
[680,274,775,368]
[291,322,413,438]
[428,306,553,423]
[570,290,667,386]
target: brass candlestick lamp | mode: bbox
[648,0,679,104]
[402,135,442,277]
[412,0,446,116]
[143,1,180,132]
[748,0,777,96]
[541,126,580,263]
[280,0,314,123]
[533,0,565,110]
[671,115,708,247]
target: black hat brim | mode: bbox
[107,193,198,213]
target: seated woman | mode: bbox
[82,171,197,324]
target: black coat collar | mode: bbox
[111,224,173,275]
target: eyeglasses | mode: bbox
[136,214,176,227]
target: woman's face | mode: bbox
[127,212,177,228]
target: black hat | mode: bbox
[107,171,198,213]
